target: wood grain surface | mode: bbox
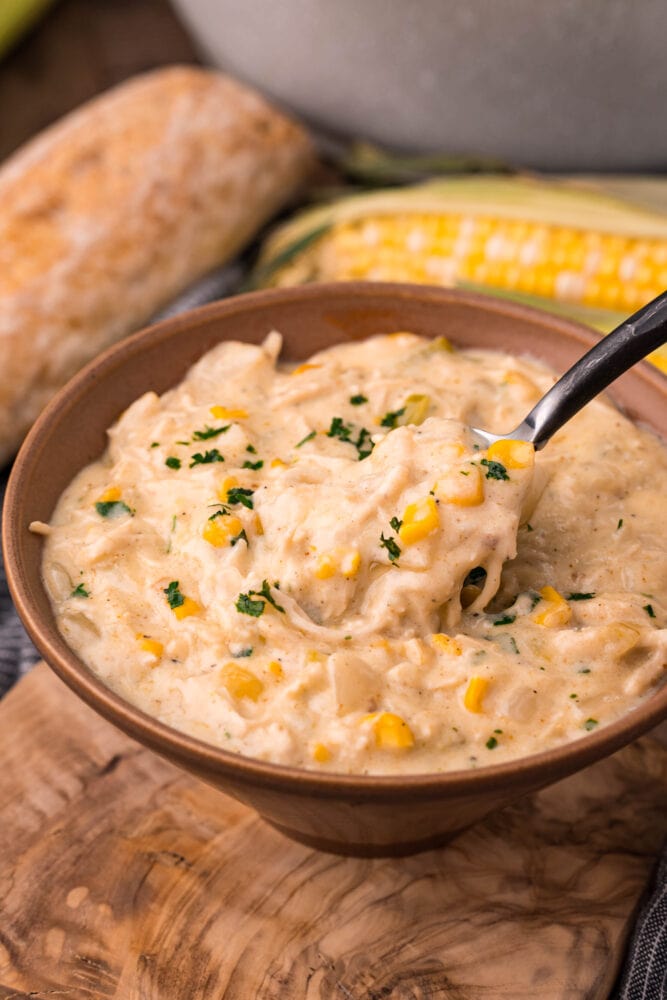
[0,0,198,162]
[0,663,666,999]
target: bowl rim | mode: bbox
[4,281,667,800]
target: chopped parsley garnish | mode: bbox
[95,500,133,518]
[493,614,516,626]
[380,407,405,428]
[349,394,368,406]
[584,718,598,731]
[164,581,185,610]
[236,647,253,658]
[567,592,595,601]
[176,440,190,446]
[242,459,264,470]
[485,736,498,750]
[70,583,89,598]
[246,444,257,454]
[617,518,624,530]
[256,579,285,612]
[380,532,401,562]
[165,456,181,470]
[389,516,403,533]
[150,442,160,448]
[230,528,248,547]
[644,603,656,618]
[481,458,510,481]
[327,416,353,441]
[192,424,230,441]
[296,430,316,448]
[464,566,487,587]
[508,637,520,655]
[235,593,265,617]
[189,449,225,467]
[326,417,375,460]
[227,487,254,509]
[569,693,578,699]
[236,579,285,617]
[528,591,542,610]
[208,507,230,521]
[355,427,374,460]
[578,668,591,674]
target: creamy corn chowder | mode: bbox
[37,332,667,774]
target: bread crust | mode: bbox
[0,65,313,466]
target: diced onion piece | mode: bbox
[398,393,431,426]
[434,465,484,506]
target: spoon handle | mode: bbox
[514,290,667,449]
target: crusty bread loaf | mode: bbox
[0,65,313,466]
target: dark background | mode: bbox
[0,0,196,161]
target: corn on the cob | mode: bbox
[255,176,667,373]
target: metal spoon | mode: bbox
[473,290,667,450]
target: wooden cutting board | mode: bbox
[1,663,666,999]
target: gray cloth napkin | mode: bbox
[0,269,664,998]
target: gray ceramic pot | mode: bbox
[172,0,667,171]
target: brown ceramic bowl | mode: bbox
[4,283,667,857]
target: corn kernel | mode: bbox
[291,363,322,376]
[268,660,284,679]
[369,712,415,749]
[339,549,361,579]
[427,336,454,352]
[307,650,325,663]
[137,636,163,661]
[315,548,361,580]
[217,476,239,502]
[220,663,264,701]
[315,554,337,579]
[202,515,243,548]
[270,458,287,468]
[464,676,489,713]
[434,465,484,506]
[374,712,415,749]
[210,406,248,419]
[253,514,264,536]
[97,486,121,503]
[172,597,201,621]
[533,585,571,627]
[487,439,535,470]
[431,633,463,655]
[312,743,331,763]
[398,496,440,545]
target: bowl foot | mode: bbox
[264,819,467,857]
